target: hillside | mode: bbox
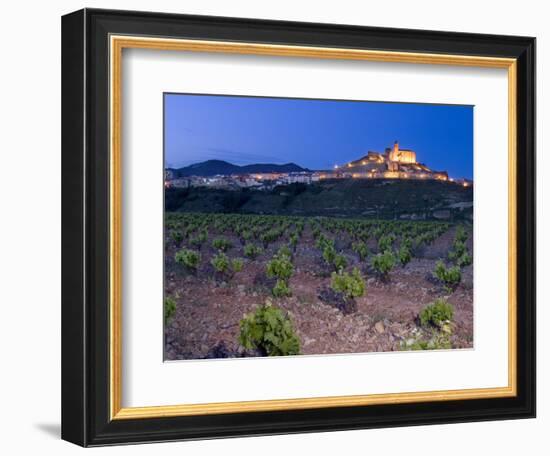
[169,160,309,177]
[165,178,473,220]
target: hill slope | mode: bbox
[165,179,473,220]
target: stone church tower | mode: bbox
[388,140,417,164]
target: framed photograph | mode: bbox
[61,8,536,447]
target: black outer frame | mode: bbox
[61,8,536,447]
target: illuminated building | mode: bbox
[332,140,455,182]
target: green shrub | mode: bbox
[402,339,430,350]
[419,298,454,327]
[170,230,183,245]
[433,260,462,291]
[314,233,325,248]
[312,227,321,239]
[212,238,233,252]
[239,230,252,244]
[267,252,293,297]
[316,235,333,251]
[189,229,208,250]
[455,225,468,243]
[371,250,396,278]
[266,254,293,281]
[378,234,395,253]
[401,331,452,351]
[446,218,473,267]
[211,252,230,273]
[164,296,176,323]
[398,244,412,266]
[244,243,263,259]
[448,240,467,261]
[448,234,472,268]
[231,258,244,273]
[322,244,336,265]
[272,279,292,298]
[331,267,365,299]
[412,235,424,250]
[260,229,280,248]
[174,248,201,270]
[239,302,300,356]
[277,244,292,259]
[352,241,369,261]
[333,254,348,272]
[289,232,299,251]
[210,253,244,277]
[455,252,473,267]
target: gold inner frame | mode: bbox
[109,35,517,420]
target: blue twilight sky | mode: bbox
[164,93,473,179]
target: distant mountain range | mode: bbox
[168,159,310,177]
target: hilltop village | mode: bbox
[165,141,473,191]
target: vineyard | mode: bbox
[164,212,473,359]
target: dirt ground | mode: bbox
[164,224,473,360]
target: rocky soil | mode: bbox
[164,225,473,360]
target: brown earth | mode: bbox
[164,224,473,360]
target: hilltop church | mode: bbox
[334,141,449,181]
